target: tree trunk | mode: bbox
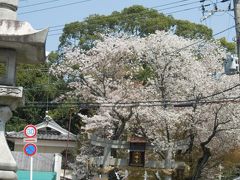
[111,120,127,158]
[185,131,195,177]
[192,145,211,180]
[111,120,126,140]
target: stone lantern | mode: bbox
[0,0,48,179]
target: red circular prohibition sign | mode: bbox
[24,125,37,138]
[23,143,37,156]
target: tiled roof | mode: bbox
[6,115,77,141]
[6,130,76,141]
[128,136,147,143]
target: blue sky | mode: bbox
[18,0,235,52]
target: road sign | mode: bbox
[23,143,37,156]
[24,125,37,138]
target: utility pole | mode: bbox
[234,0,240,59]
[63,108,74,179]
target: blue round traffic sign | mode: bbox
[24,143,37,156]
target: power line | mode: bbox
[24,96,240,108]
[21,24,236,108]
[43,1,217,37]
[30,25,237,75]
[19,0,205,26]
[40,25,238,106]
[19,0,230,37]
[17,68,49,72]
[45,0,196,30]
[49,28,63,33]
[24,84,240,103]
[47,3,214,37]
[19,0,93,15]
[20,25,236,103]
[158,1,203,11]
[19,0,63,8]
[48,1,205,30]
[165,0,231,15]
[18,0,199,15]
[202,83,240,100]
[18,0,194,9]
[21,60,240,102]
[165,5,204,15]
[170,25,235,54]
[151,0,196,8]
[18,2,197,37]
[49,24,65,29]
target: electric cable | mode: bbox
[19,0,193,9]
[21,0,211,31]
[19,0,94,15]
[19,0,203,15]
[19,1,205,37]
[151,0,196,8]
[18,25,237,108]
[158,1,203,11]
[23,82,240,106]
[45,1,203,31]
[19,0,64,8]
[22,25,237,100]
[170,25,235,54]
[165,5,205,14]
[24,95,240,108]
[47,2,214,36]
[19,23,235,97]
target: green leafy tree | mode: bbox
[59,5,213,50]
[6,52,68,131]
[219,37,236,53]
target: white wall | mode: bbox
[8,138,77,154]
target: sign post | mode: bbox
[23,125,37,180]
[30,156,33,180]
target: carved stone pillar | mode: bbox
[0,86,23,179]
[164,149,173,180]
[102,145,111,167]
[0,106,17,179]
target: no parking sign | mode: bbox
[23,143,37,156]
[23,124,38,156]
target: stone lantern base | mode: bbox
[0,86,24,180]
[0,107,17,180]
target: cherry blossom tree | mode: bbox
[51,31,240,179]
[128,31,240,178]
[51,34,150,140]
[131,31,240,179]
